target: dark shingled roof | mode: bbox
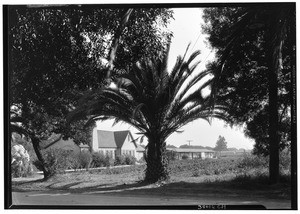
[97,130,132,148]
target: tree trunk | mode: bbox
[266,12,281,184]
[106,8,133,81]
[288,6,296,209]
[144,138,169,183]
[268,63,280,184]
[30,135,51,180]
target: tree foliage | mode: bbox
[202,5,294,155]
[214,135,228,151]
[202,4,295,183]
[8,5,173,179]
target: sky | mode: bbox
[97,8,255,150]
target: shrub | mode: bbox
[124,155,136,165]
[279,148,291,172]
[237,153,268,170]
[181,154,189,160]
[114,155,126,166]
[166,150,176,161]
[91,152,107,167]
[192,169,200,177]
[38,149,61,175]
[11,144,33,177]
[104,155,114,167]
[11,158,33,178]
[32,149,77,176]
[77,151,92,169]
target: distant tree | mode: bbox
[214,135,228,152]
[166,144,177,148]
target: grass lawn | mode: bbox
[12,157,291,204]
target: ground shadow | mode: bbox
[12,174,291,201]
[64,179,291,201]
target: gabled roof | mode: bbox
[114,131,131,148]
[97,130,116,148]
[97,130,135,148]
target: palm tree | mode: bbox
[212,4,295,184]
[69,47,227,182]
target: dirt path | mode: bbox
[12,190,291,209]
[11,173,291,209]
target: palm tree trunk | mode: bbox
[30,135,51,180]
[144,138,169,183]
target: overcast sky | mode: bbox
[97,8,255,150]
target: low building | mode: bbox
[42,136,89,154]
[167,148,215,160]
[91,129,137,159]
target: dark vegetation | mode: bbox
[30,149,137,177]
[12,152,291,203]
[8,4,294,185]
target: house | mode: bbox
[91,129,138,159]
[41,135,89,154]
[166,148,215,160]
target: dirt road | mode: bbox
[12,190,291,209]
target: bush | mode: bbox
[124,155,136,165]
[279,148,291,172]
[105,155,114,167]
[91,152,114,167]
[91,152,107,167]
[237,153,268,170]
[181,154,189,160]
[32,149,76,176]
[11,158,33,178]
[114,155,126,166]
[77,151,92,169]
[166,150,176,161]
[11,144,33,177]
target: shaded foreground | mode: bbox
[12,160,291,209]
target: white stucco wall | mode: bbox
[92,127,99,152]
[98,148,117,159]
[121,134,136,157]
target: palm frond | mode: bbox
[69,44,227,145]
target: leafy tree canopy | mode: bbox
[8,5,173,179]
[9,6,173,142]
[202,6,293,155]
